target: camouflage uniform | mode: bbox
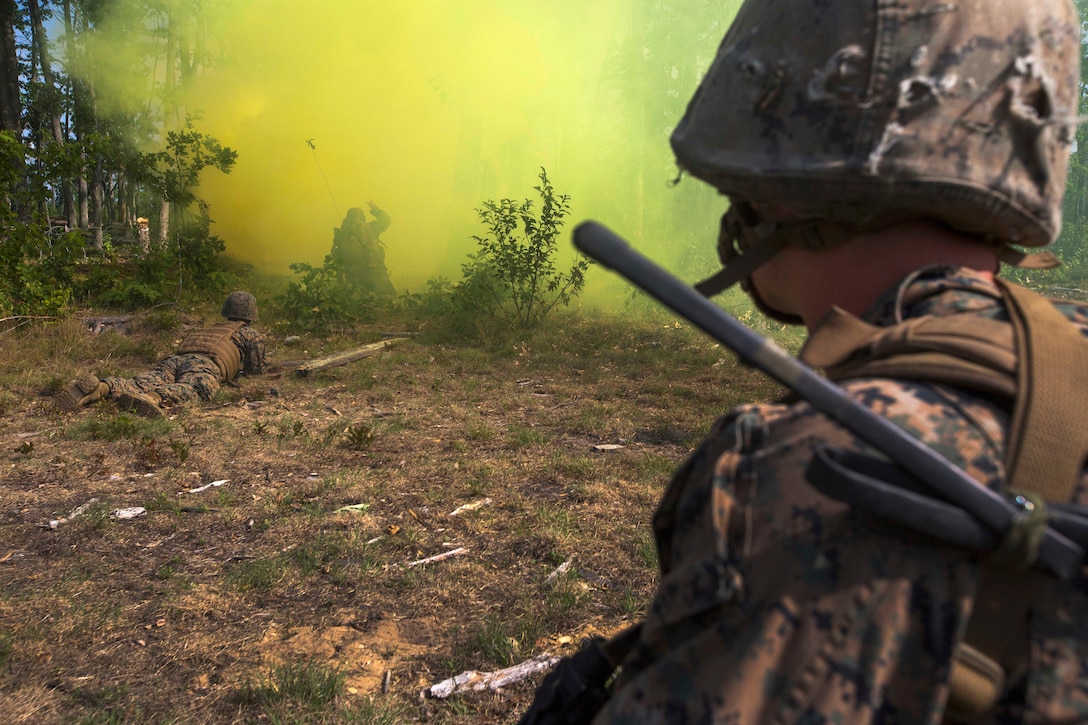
[331,205,395,299]
[596,268,1088,724]
[104,325,266,407]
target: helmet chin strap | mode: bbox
[696,201,1063,325]
[696,201,852,325]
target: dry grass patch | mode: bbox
[0,304,787,722]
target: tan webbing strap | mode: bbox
[996,280,1088,503]
[801,306,1017,398]
[805,285,1088,502]
[945,283,1088,723]
[996,247,1060,270]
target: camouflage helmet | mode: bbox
[221,291,258,322]
[674,0,1081,298]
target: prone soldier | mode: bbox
[56,291,268,418]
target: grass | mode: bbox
[64,412,173,442]
[0,296,791,724]
[239,659,347,720]
[227,557,285,593]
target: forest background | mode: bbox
[0,0,750,322]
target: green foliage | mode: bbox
[148,115,238,208]
[1,115,237,316]
[473,613,544,669]
[421,168,591,338]
[227,557,284,593]
[342,423,376,450]
[65,412,172,442]
[276,255,383,332]
[78,208,233,309]
[0,629,11,671]
[241,660,346,714]
[0,130,83,315]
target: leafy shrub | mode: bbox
[458,167,589,330]
[276,255,383,332]
[418,168,590,340]
[77,209,234,309]
[1,122,238,316]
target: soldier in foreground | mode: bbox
[553,0,1088,722]
[56,291,268,418]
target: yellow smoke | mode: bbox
[96,1,742,295]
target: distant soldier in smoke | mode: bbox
[330,201,395,300]
[55,292,268,418]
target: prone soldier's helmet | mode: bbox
[675,0,1081,313]
[221,291,259,322]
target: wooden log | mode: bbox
[293,337,406,377]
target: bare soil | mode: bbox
[0,309,781,723]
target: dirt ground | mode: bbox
[0,310,779,723]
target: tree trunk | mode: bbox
[158,199,170,246]
[0,0,19,134]
[158,5,178,245]
[118,174,128,228]
[28,0,75,226]
[61,0,77,229]
[65,1,91,232]
[165,7,178,126]
[91,157,103,250]
[632,0,646,244]
[78,174,89,227]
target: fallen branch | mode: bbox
[545,558,574,583]
[448,498,492,517]
[0,315,57,324]
[293,338,406,377]
[333,502,370,514]
[180,479,229,495]
[406,547,467,568]
[43,498,99,529]
[1,316,56,335]
[428,653,560,699]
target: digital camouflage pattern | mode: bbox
[595,268,1088,724]
[671,0,1080,249]
[104,325,267,407]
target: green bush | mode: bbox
[275,255,384,332]
[458,167,589,330]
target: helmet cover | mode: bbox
[672,0,1081,249]
[221,291,259,322]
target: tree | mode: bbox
[0,0,239,314]
[0,0,19,135]
[1048,0,1088,284]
